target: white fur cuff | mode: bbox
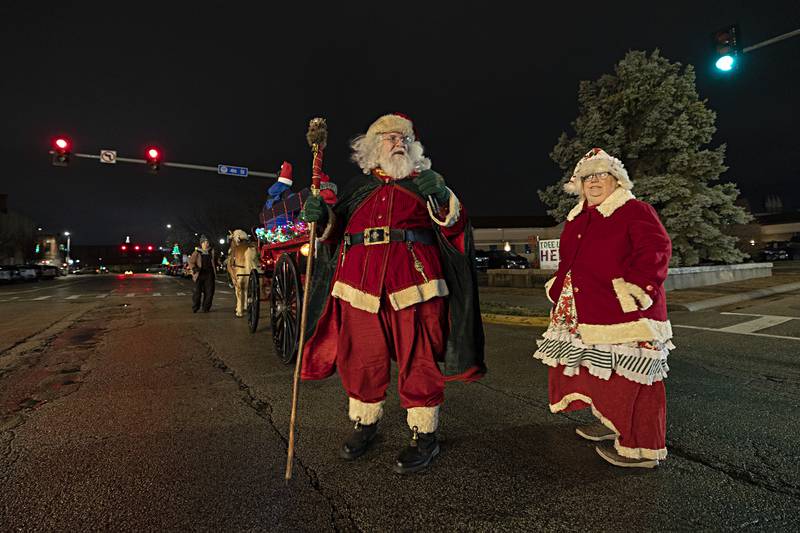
[544,277,556,304]
[612,277,653,313]
[407,405,440,434]
[427,187,460,228]
[348,398,384,425]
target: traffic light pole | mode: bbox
[743,27,800,54]
[55,151,279,179]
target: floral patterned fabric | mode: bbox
[534,272,672,386]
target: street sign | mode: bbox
[539,239,560,270]
[100,150,117,164]
[217,164,249,177]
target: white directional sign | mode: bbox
[100,150,117,164]
[217,164,248,177]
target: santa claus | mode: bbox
[299,113,485,474]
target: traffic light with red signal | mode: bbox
[51,136,72,166]
[713,24,740,72]
[145,147,161,173]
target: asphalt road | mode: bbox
[1,274,798,531]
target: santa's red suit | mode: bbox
[300,115,483,440]
[302,167,474,432]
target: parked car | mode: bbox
[0,265,15,283]
[29,264,59,280]
[475,250,530,270]
[760,241,792,261]
[15,265,38,281]
[474,250,490,272]
[72,265,99,275]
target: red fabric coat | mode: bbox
[322,170,467,313]
[545,188,672,345]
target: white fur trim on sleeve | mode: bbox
[427,187,460,228]
[612,278,638,313]
[612,277,653,312]
[544,277,556,304]
[625,281,653,310]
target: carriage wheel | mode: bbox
[270,254,301,365]
[246,269,260,334]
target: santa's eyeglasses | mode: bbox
[381,133,412,146]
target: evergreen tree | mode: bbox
[539,50,751,266]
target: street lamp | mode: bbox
[166,224,172,229]
[64,231,71,264]
[219,238,225,245]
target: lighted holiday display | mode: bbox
[256,220,309,244]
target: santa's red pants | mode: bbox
[549,366,667,460]
[334,296,446,408]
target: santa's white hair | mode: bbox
[350,134,431,177]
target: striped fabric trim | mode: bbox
[533,333,670,386]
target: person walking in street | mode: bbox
[188,235,219,313]
[299,113,485,474]
[533,148,674,468]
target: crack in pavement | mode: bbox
[475,376,800,502]
[201,341,362,533]
[666,444,800,500]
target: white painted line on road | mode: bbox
[65,295,80,300]
[153,293,162,297]
[673,324,800,341]
[2,296,20,301]
[125,293,136,298]
[33,296,52,301]
[96,293,109,298]
[718,316,794,334]
[219,290,232,294]
[721,312,800,320]
[177,292,186,296]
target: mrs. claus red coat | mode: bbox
[545,187,673,346]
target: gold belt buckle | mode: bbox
[363,226,390,246]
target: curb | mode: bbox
[669,281,800,312]
[481,313,550,327]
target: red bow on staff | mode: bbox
[285,117,327,482]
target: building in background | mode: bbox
[0,193,36,265]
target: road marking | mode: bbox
[33,296,52,300]
[219,290,232,294]
[177,292,186,296]
[673,324,800,341]
[1,296,20,301]
[718,315,794,334]
[96,294,108,298]
[721,312,800,320]
[153,293,162,297]
[125,293,135,298]
[65,295,80,300]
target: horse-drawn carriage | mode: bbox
[244,188,315,364]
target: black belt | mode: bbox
[345,227,435,246]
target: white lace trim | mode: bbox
[533,326,673,385]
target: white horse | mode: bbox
[226,229,258,317]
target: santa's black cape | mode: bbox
[303,171,486,377]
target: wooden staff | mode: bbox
[285,117,327,482]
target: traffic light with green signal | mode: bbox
[713,24,740,72]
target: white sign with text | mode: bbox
[539,239,560,270]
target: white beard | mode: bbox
[378,151,416,180]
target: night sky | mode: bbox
[2,1,798,245]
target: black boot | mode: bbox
[339,418,378,460]
[393,426,439,474]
